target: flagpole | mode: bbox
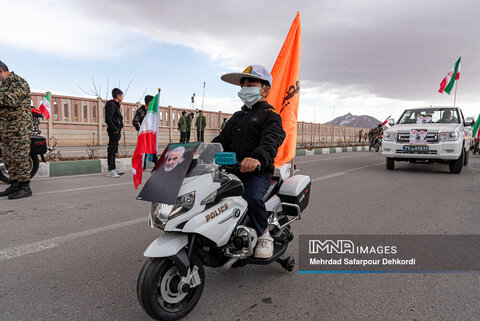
[157,88,161,155]
[453,80,458,107]
[201,82,206,111]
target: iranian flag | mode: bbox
[438,57,461,95]
[132,92,160,188]
[39,92,52,119]
[472,113,480,140]
[382,115,391,127]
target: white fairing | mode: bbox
[144,233,188,257]
[182,197,248,247]
[164,172,221,231]
[274,163,292,180]
[279,175,311,196]
[265,195,281,212]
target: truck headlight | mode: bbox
[440,131,459,142]
[150,191,196,228]
[383,132,396,142]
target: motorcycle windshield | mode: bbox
[186,143,223,178]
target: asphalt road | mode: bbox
[1,151,479,321]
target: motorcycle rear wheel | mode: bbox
[137,254,205,321]
[0,153,39,183]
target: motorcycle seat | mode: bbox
[263,177,281,203]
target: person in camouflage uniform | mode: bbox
[185,112,194,142]
[195,110,206,142]
[178,111,187,143]
[0,60,33,199]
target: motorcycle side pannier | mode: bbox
[30,135,47,154]
[278,175,311,216]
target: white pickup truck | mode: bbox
[382,107,474,173]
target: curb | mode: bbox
[35,146,369,179]
[296,146,367,156]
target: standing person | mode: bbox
[178,111,187,143]
[132,95,153,131]
[221,117,227,130]
[196,110,206,142]
[133,95,154,169]
[105,88,124,178]
[185,112,194,142]
[0,60,34,199]
[212,65,286,259]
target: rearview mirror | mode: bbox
[465,117,474,126]
[215,152,237,165]
[388,118,395,126]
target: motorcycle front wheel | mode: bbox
[137,254,205,321]
[0,153,39,183]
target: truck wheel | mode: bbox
[386,158,395,170]
[449,149,464,174]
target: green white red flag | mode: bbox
[438,57,461,95]
[472,113,480,140]
[382,115,391,126]
[132,93,159,188]
[39,92,51,119]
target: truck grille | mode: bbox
[397,132,438,143]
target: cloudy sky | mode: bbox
[1,0,479,123]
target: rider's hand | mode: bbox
[240,157,260,173]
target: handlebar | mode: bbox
[220,163,261,173]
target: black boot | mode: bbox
[0,181,19,197]
[8,181,32,200]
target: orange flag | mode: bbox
[267,12,301,167]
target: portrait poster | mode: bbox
[409,129,428,145]
[137,142,200,204]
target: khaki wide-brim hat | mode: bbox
[221,65,273,87]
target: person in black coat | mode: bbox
[213,65,285,259]
[105,88,124,178]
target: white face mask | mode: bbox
[238,86,262,108]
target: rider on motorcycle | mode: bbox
[212,65,286,259]
[370,123,383,148]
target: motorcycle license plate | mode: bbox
[403,145,429,152]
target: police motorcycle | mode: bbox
[136,143,311,321]
[0,106,48,183]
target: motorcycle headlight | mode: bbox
[150,191,196,228]
[383,132,396,142]
[440,131,459,142]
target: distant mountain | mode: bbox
[326,113,381,128]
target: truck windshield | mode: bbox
[398,108,460,124]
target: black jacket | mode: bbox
[105,100,123,132]
[212,101,286,179]
[132,105,147,131]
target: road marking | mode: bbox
[36,182,133,195]
[296,153,370,164]
[311,162,383,183]
[0,217,146,262]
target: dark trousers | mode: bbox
[197,130,204,142]
[241,174,270,236]
[180,131,187,143]
[107,129,121,171]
